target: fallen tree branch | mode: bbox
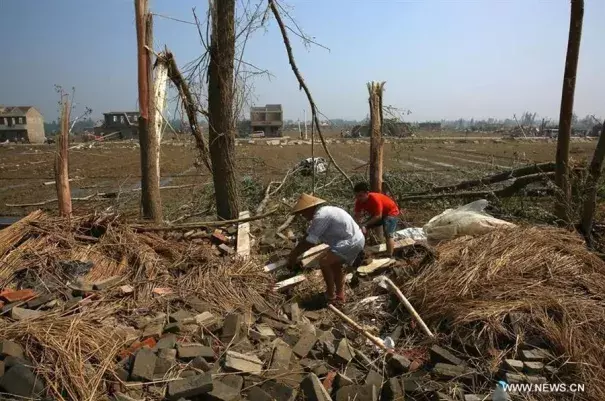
[400,172,555,201]
[256,168,300,214]
[6,184,196,207]
[161,51,213,174]
[269,0,352,188]
[408,162,556,196]
[132,208,278,231]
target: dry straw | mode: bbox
[406,226,605,401]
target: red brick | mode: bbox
[322,370,337,391]
[211,230,228,244]
[118,337,157,359]
[0,289,36,303]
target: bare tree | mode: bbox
[268,0,353,188]
[580,119,605,245]
[555,0,584,224]
[368,81,385,192]
[207,0,240,219]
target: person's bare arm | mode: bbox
[287,239,315,267]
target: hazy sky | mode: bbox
[1,0,603,122]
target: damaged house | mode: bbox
[94,111,140,140]
[0,106,45,143]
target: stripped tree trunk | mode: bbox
[368,81,385,193]
[152,53,169,195]
[580,119,605,244]
[135,0,162,222]
[55,98,72,218]
[207,0,239,219]
[554,0,584,224]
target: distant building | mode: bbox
[94,111,140,139]
[0,106,45,143]
[250,104,283,137]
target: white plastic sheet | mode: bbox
[423,199,515,241]
[393,227,427,241]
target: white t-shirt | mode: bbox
[306,205,363,248]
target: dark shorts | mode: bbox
[367,216,399,238]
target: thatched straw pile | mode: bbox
[0,210,277,400]
[406,226,605,401]
[0,210,276,311]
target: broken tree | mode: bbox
[368,81,385,193]
[554,0,584,225]
[207,0,240,219]
[55,96,72,218]
[135,0,162,223]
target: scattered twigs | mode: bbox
[328,304,389,351]
[268,0,352,188]
[377,276,435,339]
[132,208,278,231]
[256,168,300,214]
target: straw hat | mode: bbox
[291,193,327,214]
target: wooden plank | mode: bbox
[274,275,306,291]
[236,211,251,259]
[367,238,416,253]
[357,258,395,275]
[264,244,329,272]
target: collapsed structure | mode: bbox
[0,209,603,401]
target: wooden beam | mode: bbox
[263,244,329,272]
[236,210,251,259]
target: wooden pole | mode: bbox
[380,277,435,339]
[55,97,72,218]
[135,0,163,222]
[554,0,584,224]
[368,81,385,193]
[328,304,390,352]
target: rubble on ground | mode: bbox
[0,211,603,400]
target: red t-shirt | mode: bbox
[354,192,400,218]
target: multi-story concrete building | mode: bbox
[0,106,45,143]
[250,104,283,137]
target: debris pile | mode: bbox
[403,225,605,401]
[0,211,603,401]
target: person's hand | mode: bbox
[361,226,367,235]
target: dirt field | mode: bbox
[0,135,598,222]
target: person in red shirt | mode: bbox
[353,182,400,256]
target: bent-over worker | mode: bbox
[353,182,400,256]
[286,193,365,305]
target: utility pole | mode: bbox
[135,0,162,222]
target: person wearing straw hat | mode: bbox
[287,193,365,305]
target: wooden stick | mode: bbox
[132,208,278,231]
[380,276,435,339]
[328,304,389,352]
